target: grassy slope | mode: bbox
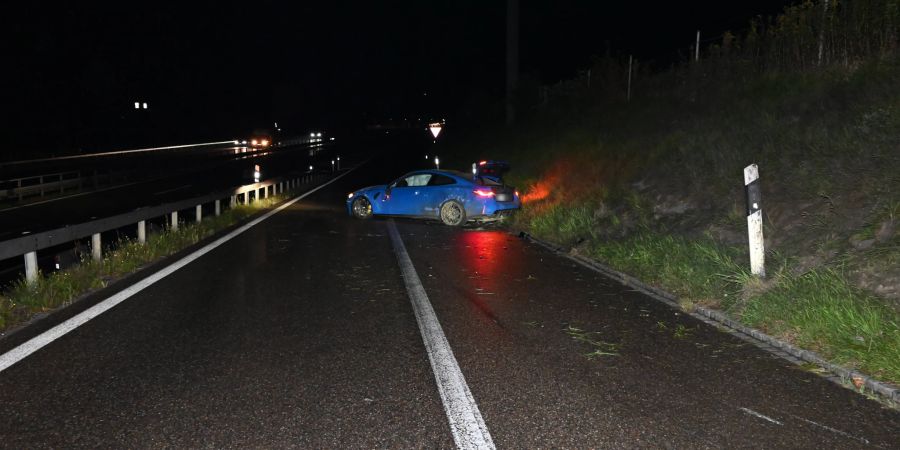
[447,59,900,383]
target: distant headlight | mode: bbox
[347,192,355,199]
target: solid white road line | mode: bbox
[0,169,359,374]
[387,221,495,450]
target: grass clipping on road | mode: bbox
[0,197,285,333]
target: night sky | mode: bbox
[5,1,792,157]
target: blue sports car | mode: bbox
[346,161,520,226]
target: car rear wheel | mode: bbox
[352,197,373,219]
[440,200,466,226]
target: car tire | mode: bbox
[440,200,466,226]
[351,196,373,219]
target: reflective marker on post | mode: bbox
[744,164,765,277]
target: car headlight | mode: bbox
[348,192,355,199]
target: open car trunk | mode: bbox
[475,161,515,202]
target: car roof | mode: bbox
[403,169,474,183]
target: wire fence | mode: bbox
[534,0,899,108]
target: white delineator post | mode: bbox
[138,220,146,244]
[24,252,38,285]
[91,233,102,262]
[744,164,765,277]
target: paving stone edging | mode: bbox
[518,231,900,408]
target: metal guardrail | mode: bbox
[0,171,83,202]
[0,172,323,284]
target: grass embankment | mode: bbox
[0,196,286,332]
[445,35,900,383]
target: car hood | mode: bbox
[352,184,387,196]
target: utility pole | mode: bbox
[506,0,519,126]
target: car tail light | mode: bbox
[473,188,494,197]
[479,160,487,166]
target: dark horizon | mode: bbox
[5,1,793,158]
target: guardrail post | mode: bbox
[138,220,146,244]
[215,200,221,216]
[91,233,102,262]
[24,252,38,285]
[195,205,202,223]
[171,211,179,231]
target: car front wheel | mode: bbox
[440,200,466,226]
[352,196,373,219]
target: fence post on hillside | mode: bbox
[170,211,179,231]
[744,164,765,277]
[215,200,221,216]
[627,55,633,101]
[695,30,701,62]
[195,205,202,223]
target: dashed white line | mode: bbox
[739,407,783,426]
[0,169,359,374]
[787,414,870,445]
[387,221,495,450]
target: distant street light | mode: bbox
[434,156,440,169]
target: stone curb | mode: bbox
[518,231,900,408]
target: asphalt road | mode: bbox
[0,149,898,448]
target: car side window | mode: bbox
[428,174,456,186]
[404,174,432,187]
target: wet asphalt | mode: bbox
[0,150,898,448]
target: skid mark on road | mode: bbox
[387,221,495,450]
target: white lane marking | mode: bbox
[787,414,870,445]
[739,407,783,426]
[0,169,358,374]
[1,140,234,165]
[387,221,495,450]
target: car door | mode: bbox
[422,173,458,216]
[385,173,431,216]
